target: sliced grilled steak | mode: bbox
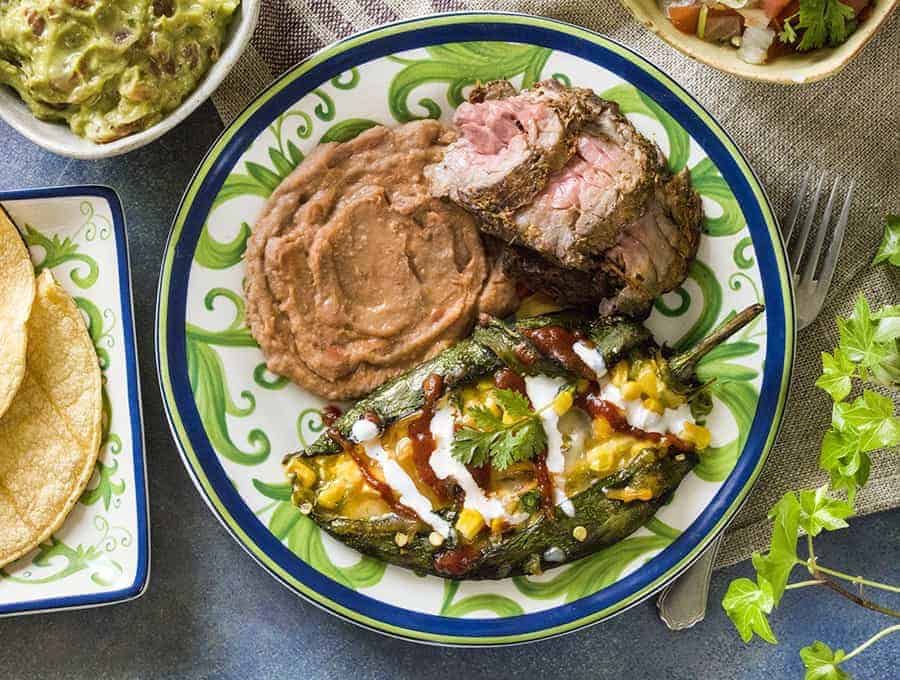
[501,168,702,318]
[429,79,663,271]
[426,79,592,216]
[599,168,702,316]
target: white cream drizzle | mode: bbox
[572,340,607,378]
[350,417,380,443]
[362,440,452,537]
[524,375,575,517]
[428,406,506,521]
[597,382,695,438]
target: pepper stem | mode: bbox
[668,304,765,384]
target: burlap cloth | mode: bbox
[211,2,900,568]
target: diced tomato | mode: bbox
[760,0,794,19]
[667,4,701,34]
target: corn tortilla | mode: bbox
[0,270,102,567]
[0,207,35,420]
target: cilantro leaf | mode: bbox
[468,404,504,432]
[752,492,801,603]
[451,389,547,471]
[815,349,856,402]
[873,215,900,266]
[491,419,547,470]
[722,577,778,644]
[798,486,853,537]
[492,388,533,419]
[798,0,856,50]
[451,428,498,468]
[800,641,850,680]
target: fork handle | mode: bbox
[656,536,723,630]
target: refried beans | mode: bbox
[244,120,518,400]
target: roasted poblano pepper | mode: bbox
[284,305,763,579]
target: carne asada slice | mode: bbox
[429,79,664,271]
[501,168,702,317]
[284,306,763,579]
[426,79,592,217]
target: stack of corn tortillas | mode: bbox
[0,208,102,568]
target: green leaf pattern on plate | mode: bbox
[184,43,766,617]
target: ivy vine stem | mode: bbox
[784,579,825,590]
[807,563,900,594]
[840,624,900,663]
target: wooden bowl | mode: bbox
[619,0,898,84]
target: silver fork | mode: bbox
[656,169,855,630]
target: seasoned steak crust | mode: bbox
[501,168,703,318]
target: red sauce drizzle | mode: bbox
[407,373,448,499]
[466,463,491,489]
[327,426,417,520]
[321,405,342,426]
[521,326,593,378]
[579,393,694,453]
[532,451,556,517]
[493,367,527,395]
[434,543,481,577]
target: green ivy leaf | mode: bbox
[815,349,856,402]
[832,391,900,452]
[797,486,853,537]
[752,492,800,603]
[722,577,778,644]
[800,641,850,680]
[873,214,900,266]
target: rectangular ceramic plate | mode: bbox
[0,186,149,615]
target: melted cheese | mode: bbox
[428,406,506,521]
[525,375,575,517]
[362,440,452,538]
[598,383,695,438]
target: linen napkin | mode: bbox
[211,1,900,568]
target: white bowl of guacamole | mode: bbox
[0,0,259,158]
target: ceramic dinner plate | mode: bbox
[0,186,148,616]
[156,12,794,645]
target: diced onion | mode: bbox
[737,26,775,64]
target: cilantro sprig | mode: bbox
[451,388,548,471]
[796,0,857,50]
[722,248,899,678]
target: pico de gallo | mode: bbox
[662,0,874,64]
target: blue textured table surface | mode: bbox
[0,104,896,680]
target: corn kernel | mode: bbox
[552,389,574,416]
[394,532,409,547]
[621,380,641,401]
[605,487,654,502]
[455,508,485,541]
[643,398,664,415]
[483,394,502,417]
[611,361,629,386]
[681,422,712,450]
[429,532,445,547]
[477,378,494,392]
[592,417,613,440]
[287,460,317,489]
[572,526,588,542]
[316,481,346,509]
[637,367,660,398]
[490,517,506,534]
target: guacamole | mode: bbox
[0,0,238,143]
